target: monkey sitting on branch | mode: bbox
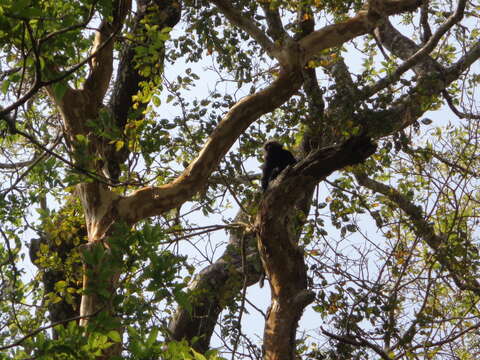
[261,140,296,192]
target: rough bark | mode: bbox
[2,0,480,359]
[361,3,478,137]
[44,0,181,329]
[257,138,377,360]
[105,0,182,182]
[363,0,466,96]
[47,1,131,142]
[39,1,463,357]
[39,0,431,256]
[44,0,133,329]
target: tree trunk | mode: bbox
[257,138,376,359]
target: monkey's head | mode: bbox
[263,140,283,153]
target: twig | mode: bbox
[0,310,102,351]
[363,0,467,97]
[321,327,391,360]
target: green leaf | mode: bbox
[11,0,30,14]
[115,140,124,151]
[146,327,158,347]
[75,134,87,143]
[152,95,161,107]
[54,280,68,291]
[192,349,207,360]
[1,79,10,94]
[51,82,68,101]
[107,330,121,343]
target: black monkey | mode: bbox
[261,140,296,192]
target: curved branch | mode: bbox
[83,0,132,104]
[300,0,423,61]
[374,18,440,76]
[364,0,466,97]
[322,328,392,360]
[211,0,422,67]
[258,137,377,287]
[118,69,304,224]
[256,136,376,359]
[365,55,475,139]
[442,90,480,119]
[445,39,480,80]
[419,1,432,43]
[260,2,289,41]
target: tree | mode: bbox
[1,0,480,359]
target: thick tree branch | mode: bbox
[260,3,289,41]
[300,0,423,61]
[445,39,480,80]
[301,66,327,152]
[212,0,422,68]
[104,0,181,182]
[374,18,440,75]
[390,38,480,131]
[419,1,432,43]
[118,69,304,224]
[257,137,376,359]
[364,0,466,96]
[42,0,131,140]
[367,9,480,131]
[83,0,132,104]
[362,25,479,138]
[117,1,425,226]
[442,90,480,119]
[0,28,118,123]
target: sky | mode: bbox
[2,3,480,355]
[155,11,480,352]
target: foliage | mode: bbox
[1,0,480,359]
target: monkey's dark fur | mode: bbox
[261,140,296,192]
